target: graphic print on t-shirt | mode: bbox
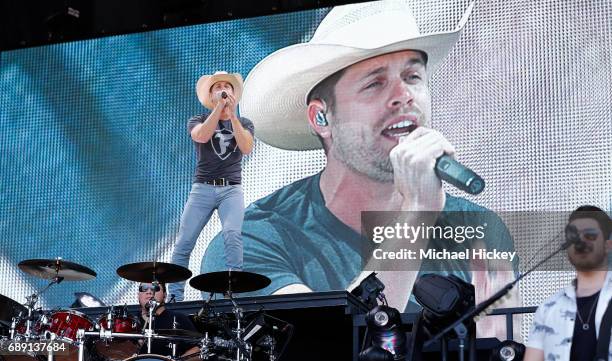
[211,128,237,160]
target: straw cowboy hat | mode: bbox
[240,0,474,150]
[196,71,244,110]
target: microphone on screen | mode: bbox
[434,155,485,195]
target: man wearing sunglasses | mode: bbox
[137,283,199,357]
[525,206,612,361]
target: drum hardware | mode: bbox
[106,306,114,332]
[0,293,27,336]
[7,260,290,361]
[116,261,193,355]
[76,327,203,361]
[189,271,274,361]
[142,289,164,354]
[258,335,275,361]
[21,276,63,341]
[14,258,97,345]
[171,316,177,359]
[94,306,141,360]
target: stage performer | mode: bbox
[169,71,254,301]
[525,206,612,361]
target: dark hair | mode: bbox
[306,69,346,153]
[307,68,347,114]
[568,205,612,240]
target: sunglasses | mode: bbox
[579,229,601,241]
[571,228,601,242]
[138,284,161,293]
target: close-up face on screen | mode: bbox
[1,0,611,358]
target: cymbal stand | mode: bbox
[196,292,215,360]
[22,274,64,340]
[226,290,250,361]
[77,329,85,361]
[106,305,115,331]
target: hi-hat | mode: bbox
[18,258,97,281]
[189,271,271,294]
[117,262,192,283]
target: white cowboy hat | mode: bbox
[196,71,244,110]
[240,0,474,150]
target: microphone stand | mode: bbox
[145,279,161,354]
[424,239,573,358]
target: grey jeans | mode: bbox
[169,182,244,301]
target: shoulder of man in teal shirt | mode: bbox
[201,172,518,311]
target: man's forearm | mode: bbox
[192,106,223,143]
[231,116,254,154]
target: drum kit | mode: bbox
[1,258,287,361]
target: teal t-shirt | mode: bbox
[201,172,517,311]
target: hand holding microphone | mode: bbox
[218,91,236,111]
[391,126,485,210]
[390,127,455,212]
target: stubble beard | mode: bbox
[569,243,608,272]
[330,121,394,183]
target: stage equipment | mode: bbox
[18,258,96,281]
[413,274,476,361]
[189,270,273,360]
[489,340,525,361]
[359,305,407,361]
[116,261,192,284]
[350,272,386,310]
[189,270,271,294]
[424,226,582,360]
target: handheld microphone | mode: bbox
[435,155,485,195]
[221,91,228,99]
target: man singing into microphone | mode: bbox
[169,71,254,301]
[524,206,612,361]
[202,1,518,337]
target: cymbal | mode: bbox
[0,293,26,327]
[18,259,96,281]
[116,262,192,283]
[155,329,203,339]
[189,271,271,294]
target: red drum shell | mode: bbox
[47,310,93,343]
[97,315,140,333]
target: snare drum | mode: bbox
[94,314,141,361]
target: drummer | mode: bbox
[137,283,199,357]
